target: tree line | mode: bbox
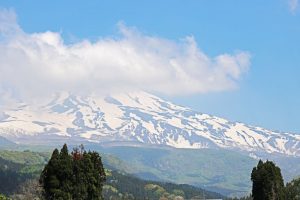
[1,144,300,199]
[39,145,300,200]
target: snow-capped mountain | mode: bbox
[0,91,299,157]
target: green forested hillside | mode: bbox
[0,149,224,200]
[2,144,299,197]
[0,150,47,195]
[96,146,257,197]
[1,147,300,199]
[0,146,257,197]
[104,170,224,200]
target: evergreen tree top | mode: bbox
[40,144,106,200]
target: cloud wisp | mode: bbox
[0,9,251,101]
[289,0,299,14]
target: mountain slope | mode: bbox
[99,145,300,197]
[100,145,256,197]
[0,149,225,199]
[0,91,299,157]
[0,136,15,148]
[104,170,225,200]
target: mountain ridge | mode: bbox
[0,91,299,157]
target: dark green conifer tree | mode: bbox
[251,160,284,200]
[72,149,88,199]
[40,148,63,199]
[40,144,106,200]
[88,151,106,199]
[58,144,73,199]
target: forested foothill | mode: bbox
[0,145,299,199]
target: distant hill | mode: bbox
[104,170,224,200]
[0,136,15,149]
[98,145,256,197]
[0,149,224,199]
[1,144,299,197]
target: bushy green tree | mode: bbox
[40,144,106,200]
[0,194,11,200]
[285,177,300,200]
[251,160,284,200]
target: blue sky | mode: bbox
[0,0,299,133]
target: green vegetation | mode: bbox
[251,160,284,200]
[104,170,224,200]
[0,150,49,165]
[40,144,106,200]
[97,146,257,196]
[0,194,11,200]
[0,147,224,199]
[285,177,300,199]
[1,146,300,200]
[0,152,46,195]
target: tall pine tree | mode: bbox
[251,160,284,200]
[40,148,62,199]
[40,144,106,200]
[58,144,73,199]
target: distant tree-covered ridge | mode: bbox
[0,148,225,199]
[0,155,42,196]
[39,144,106,200]
[104,170,224,200]
[2,147,300,200]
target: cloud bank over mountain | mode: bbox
[0,9,251,101]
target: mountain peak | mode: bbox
[0,91,299,157]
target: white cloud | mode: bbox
[289,0,299,14]
[0,9,251,101]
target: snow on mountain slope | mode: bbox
[0,91,299,156]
